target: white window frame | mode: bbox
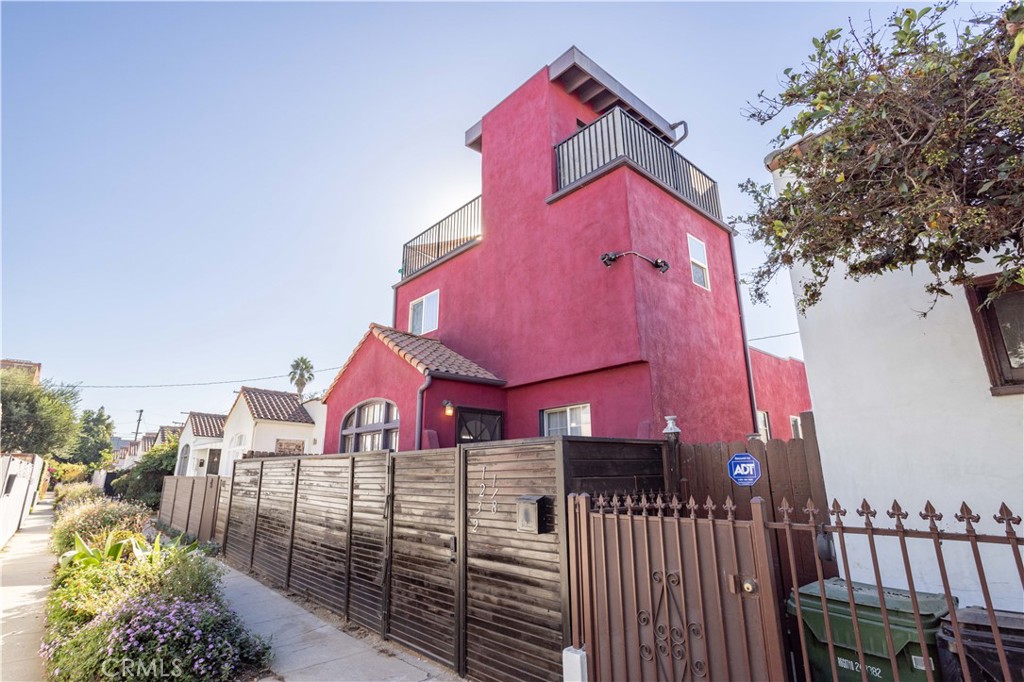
[687,234,710,290]
[756,410,771,442]
[542,403,592,437]
[790,415,803,439]
[409,290,440,335]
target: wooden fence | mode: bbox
[157,475,225,543]
[216,437,665,681]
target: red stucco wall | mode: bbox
[749,347,812,439]
[322,337,426,454]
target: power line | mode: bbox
[62,365,343,390]
[748,331,800,342]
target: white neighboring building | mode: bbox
[176,413,227,477]
[218,386,325,477]
[768,160,1024,610]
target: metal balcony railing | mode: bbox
[401,196,482,279]
[554,107,723,220]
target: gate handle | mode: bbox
[449,535,457,563]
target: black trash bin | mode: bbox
[936,606,1024,682]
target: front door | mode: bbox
[206,449,221,476]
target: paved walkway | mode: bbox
[1,497,54,682]
[221,565,453,681]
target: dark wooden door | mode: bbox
[206,449,221,476]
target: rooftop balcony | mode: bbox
[401,196,482,280]
[553,107,723,221]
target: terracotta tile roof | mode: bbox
[187,412,226,438]
[156,425,182,443]
[323,323,505,401]
[239,386,314,424]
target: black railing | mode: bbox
[401,196,482,279]
[554,107,722,220]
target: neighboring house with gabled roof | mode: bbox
[176,412,227,477]
[155,425,182,446]
[322,47,811,455]
[216,386,326,476]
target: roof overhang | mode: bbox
[466,46,676,152]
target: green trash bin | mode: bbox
[786,577,952,681]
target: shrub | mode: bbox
[51,498,151,554]
[48,561,160,639]
[111,435,178,509]
[50,462,89,484]
[53,482,101,511]
[42,594,271,682]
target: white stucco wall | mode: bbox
[176,421,222,477]
[252,420,316,453]
[219,397,257,477]
[788,247,1024,610]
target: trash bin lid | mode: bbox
[943,606,1024,638]
[798,577,950,627]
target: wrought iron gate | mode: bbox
[568,493,788,681]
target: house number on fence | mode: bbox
[470,465,500,533]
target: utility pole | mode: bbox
[133,409,143,442]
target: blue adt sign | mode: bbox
[728,452,761,487]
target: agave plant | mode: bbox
[59,532,128,568]
[129,533,200,566]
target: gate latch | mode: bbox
[728,575,759,595]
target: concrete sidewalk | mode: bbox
[221,565,454,682]
[1,497,55,682]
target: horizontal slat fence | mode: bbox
[156,475,223,543]
[219,438,671,682]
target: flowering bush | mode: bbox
[52,482,102,511]
[42,595,271,682]
[51,498,151,554]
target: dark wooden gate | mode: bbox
[568,493,788,681]
[385,449,458,667]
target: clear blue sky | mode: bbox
[2,2,994,439]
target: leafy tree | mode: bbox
[0,369,79,457]
[288,356,314,400]
[111,434,179,509]
[69,407,115,467]
[740,3,1024,312]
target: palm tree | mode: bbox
[289,357,314,400]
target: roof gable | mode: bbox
[323,323,505,401]
[239,386,314,424]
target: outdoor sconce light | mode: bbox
[600,251,669,273]
[442,400,455,417]
[516,495,553,534]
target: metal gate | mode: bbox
[568,493,788,681]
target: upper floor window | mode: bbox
[341,400,399,452]
[410,290,439,335]
[688,234,710,290]
[756,410,771,442]
[790,416,803,439]
[966,277,1024,395]
[543,403,591,437]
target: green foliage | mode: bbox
[51,498,151,554]
[740,3,1024,312]
[49,462,90,484]
[59,532,128,568]
[110,434,178,509]
[52,482,101,509]
[68,408,114,467]
[0,369,79,458]
[47,561,160,637]
[289,356,315,398]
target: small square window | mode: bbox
[409,290,439,335]
[687,234,710,290]
[790,416,803,439]
[966,277,1024,395]
[543,404,592,437]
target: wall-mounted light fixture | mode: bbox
[600,251,669,273]
[442,400,455,417]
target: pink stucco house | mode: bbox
[322,47,810,454]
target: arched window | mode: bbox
[340,400,399,453]
[177,444,191,476]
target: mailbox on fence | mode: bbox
[516,495,553,534]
